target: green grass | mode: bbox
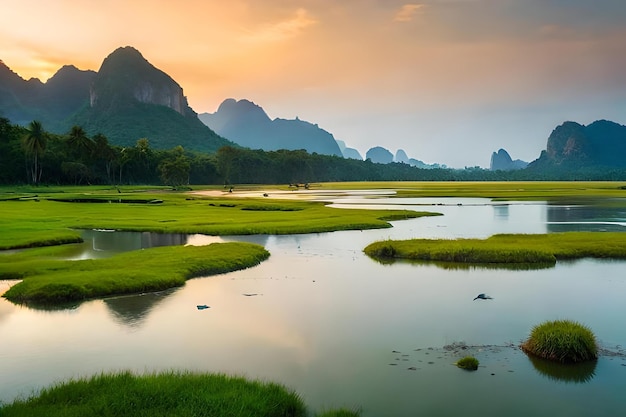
[2,242,269,305]
[0,371,305,417]
[364,232,626,266]
[0,186,432,250]
[521,320,598,363]
[455,356,479,371]
[318,181,626,200]
[4,181,625,250]
[0,371,359,417]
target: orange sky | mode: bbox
[2,0,625,167]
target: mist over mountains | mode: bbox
[198,98,344,156]
[1,45,625,174]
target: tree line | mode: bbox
[2,117,626,187]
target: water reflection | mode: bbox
[546,202,626,232]
[61,230,272,260]
[104,289,179,328]
[73,230,188,259]
[492,203,510,220]
[368,257,556,270]
[526,354,597,384]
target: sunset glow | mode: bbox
[1,0,625,167]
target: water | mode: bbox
[1,196,626,415]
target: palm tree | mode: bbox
[66,125,93,161]
[92,133,116,184]
[22,120,47,185]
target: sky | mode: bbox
[1,0,626,168]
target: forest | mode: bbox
[3,117,626,187]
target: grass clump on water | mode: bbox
[2,242,269,305]
[521,320,598,363]
[364,232,626,266]
[455,356,479,371]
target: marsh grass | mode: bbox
[364,232,626,265]
[456,356,479,371]
[521,320,598,363]
[2,242,269,304]
[0,371,359,417]
[0,371,308,417]
[0,187,427,250]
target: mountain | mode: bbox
[69,46,231,152]
[366,146,393,164]
[395,149,409,164]
[489,148,528,171]
[336,140,363,160]
[199,98,342,156]
[528,120,626,170]
[0,46,232,153]
[0,61,95,129]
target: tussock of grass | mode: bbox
[0,371,307,417]
[521,320,598,363]
[2,242,269,305]
[456,356,479,370]
[364,232,626,265]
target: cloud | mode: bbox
[394,4,425,22]
[240,8,318,44]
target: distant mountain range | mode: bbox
[198,99,448,167]
[198,98,344,156]
[1,46,625,173]
[0,46,446,163]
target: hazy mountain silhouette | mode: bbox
[336,140,363,160]
[490,148,528,171]
[366,146,393,164]
[395,149,409,164]
[199,98,343,156]
[0,61,95,130]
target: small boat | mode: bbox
[196,305,210,310]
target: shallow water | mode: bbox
[1,196,626,415]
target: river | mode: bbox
[1,195,625,416]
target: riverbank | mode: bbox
[2,242,270,305]
[364,232,626,266]
[0,186,433,250]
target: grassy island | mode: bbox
[0,186,434,250]
[0,370,359,417]
[364,232,626,265]
[0,186,436,306]
[1,242,269,305]
[521,320,598,363]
